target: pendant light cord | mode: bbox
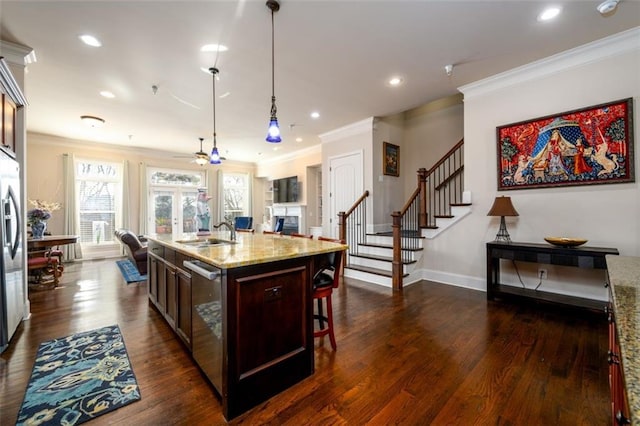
[211,68,217,147]
[270,7,277,117]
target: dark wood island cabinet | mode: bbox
[146,233,347,421]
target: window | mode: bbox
[222,173,249,221]
[75,159,122,258]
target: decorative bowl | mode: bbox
[544,237,588,248]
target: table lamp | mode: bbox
[487,196,519,242]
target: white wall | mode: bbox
[420,28,640,301]
[372,115,405,227]
[320,118,374,236]
[403,94,464,195]
[26,133,257,234]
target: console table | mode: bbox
[486,241,619,311]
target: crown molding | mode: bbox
[459,27,640,100]
[0,40,35,65]
[319,117,375,144]
[256,143,321,166]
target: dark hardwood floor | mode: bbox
[1,259,609,425]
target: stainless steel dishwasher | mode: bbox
[183,259,223,394]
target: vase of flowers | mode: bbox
[27,200,61,239]
[27,209,50,239]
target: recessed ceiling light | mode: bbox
[200,44,228,52]
[310,112,320,119]
[295,137,303,143]
[79,34,102,47]
[389,77,402,86]
[100,90,115,98]
[537,6,561,21]
[80,115,105,128]
[273,147,279,151]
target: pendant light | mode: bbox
[209,67,222,164]
[265,0,281,143]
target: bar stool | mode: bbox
[313,237,345,350]
[237,228,255,234]
[291,232,313,239]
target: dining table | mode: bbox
[27,234,79,251]
[27,235,78,286]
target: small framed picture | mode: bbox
[383,142,399,176]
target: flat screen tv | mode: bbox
[273,176,298,203]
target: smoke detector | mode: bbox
[445,64,453,77]
[597,0,619,15]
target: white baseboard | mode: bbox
[412,268,486,292]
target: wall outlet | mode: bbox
[538,268,547,280]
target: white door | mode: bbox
[150,188,198,240]
[329,151,363,238]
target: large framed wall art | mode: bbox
[496,98,634,190]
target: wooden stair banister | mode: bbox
[391,138,464,290]
[338,190,370,270]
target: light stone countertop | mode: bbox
[606,255,640,425]
[146,232,348,270]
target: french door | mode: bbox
[149,188,198,240]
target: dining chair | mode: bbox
[313,237,345,350]
[291,232,313,239]
[234,216,253,230]
[273,218,285,233]
[237,228,255,234]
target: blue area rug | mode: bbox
[116,259,147,283]
[16,324,141,425]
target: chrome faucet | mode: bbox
[213,221,236,241]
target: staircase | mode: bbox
[342,139,469,289]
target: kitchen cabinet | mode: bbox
[2,94,17,152]
[147,241,192,349]
[607,299,630,425]
[605,255,639,426]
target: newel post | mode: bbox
[338,211,347,243]
[391,211,403,292]
[418,168,428,229]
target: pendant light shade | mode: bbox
[265,0,281,143]
[209,67,222,165]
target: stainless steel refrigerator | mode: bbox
[0,146,24,353]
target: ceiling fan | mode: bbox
[173,138,226,165]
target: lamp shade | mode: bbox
[210,146,221,165]
[487,196,519,217]
[266,117,281,143]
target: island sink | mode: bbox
[175,238,235,247]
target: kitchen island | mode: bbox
[145,231,347,421]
